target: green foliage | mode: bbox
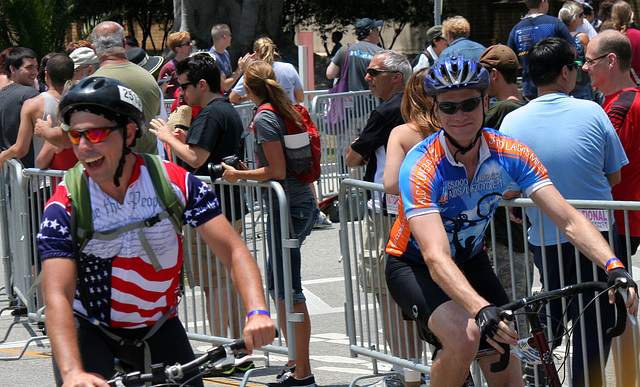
[283,0,436,49]
[0,0,75,57]
[0,0,173,59]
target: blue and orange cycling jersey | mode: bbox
[386,128,551,265]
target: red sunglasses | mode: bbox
[68,126,120,145]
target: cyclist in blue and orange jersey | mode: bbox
[384,56,638,387]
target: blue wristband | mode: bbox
[247,309,270,319]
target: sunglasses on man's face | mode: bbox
[68,126,120,145]
[436,97,482,115]
[366,68,399,77]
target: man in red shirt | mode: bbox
[584,28,640,386]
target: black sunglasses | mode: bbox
[176,42,192,47]
[436,97,482,115]
[366,68,399,77]
[179,81,196,90]
[584,53,609,66]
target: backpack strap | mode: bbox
[65,163,93,251]
[141,153,184,233]
[64,163,100,324]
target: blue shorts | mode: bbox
[267,199,317,303]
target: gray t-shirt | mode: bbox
[0,83,39,167]
[254,108,314,206]
[331,40,382,91]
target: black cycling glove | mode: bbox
[607,268,638,293]
[475,304,502,340]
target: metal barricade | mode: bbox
[0,161,60,359]
[302,89,328,108]
[0,165,304,379]
[339,178,640,387]
[179,175,301,368]
[310,91,380,201]
[0,167,12,304]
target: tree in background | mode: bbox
[0,0,73,58]
[71,0,173,51]
[283,0,440,50]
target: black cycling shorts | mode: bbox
[52,316,203,387]
[385,251,510,349]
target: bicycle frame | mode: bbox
[463,280,630,387]
[525,303,561,387]
[498,280,628,387]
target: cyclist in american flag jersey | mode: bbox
[37,77,275,387]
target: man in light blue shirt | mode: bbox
[501,37,628,387]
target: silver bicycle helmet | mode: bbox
[424,56,489,97]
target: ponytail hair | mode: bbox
[245,60,301,125]
[253,37,279,65]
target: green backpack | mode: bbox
[64,153,184,272]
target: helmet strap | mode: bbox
[443,129,483,163]
[113,129,131,187]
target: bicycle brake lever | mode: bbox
[500,309,514,322]
[616,279,637,325]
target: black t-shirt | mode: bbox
[0,83,39,167]
[483,98,529,253]
[350,92,404,182]
[182,97,245,221]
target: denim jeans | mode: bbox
[267,198,317,303]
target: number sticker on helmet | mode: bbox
[117,85,143,112]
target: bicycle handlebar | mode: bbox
[107,339,246,386]
[489,279,630,373]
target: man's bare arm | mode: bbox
[530,184,638,315]
[43,258,109,386]
[409,213,491,316]
[149,118,210,168]
[606,170,621,187]
[346,145,366,167]
[326,62,341,80]
[34,115,72,148]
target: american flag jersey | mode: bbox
[37,154,222,328]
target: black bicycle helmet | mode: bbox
[59,77,146,187]
[424,56,489,97]
[59,77,146,138]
